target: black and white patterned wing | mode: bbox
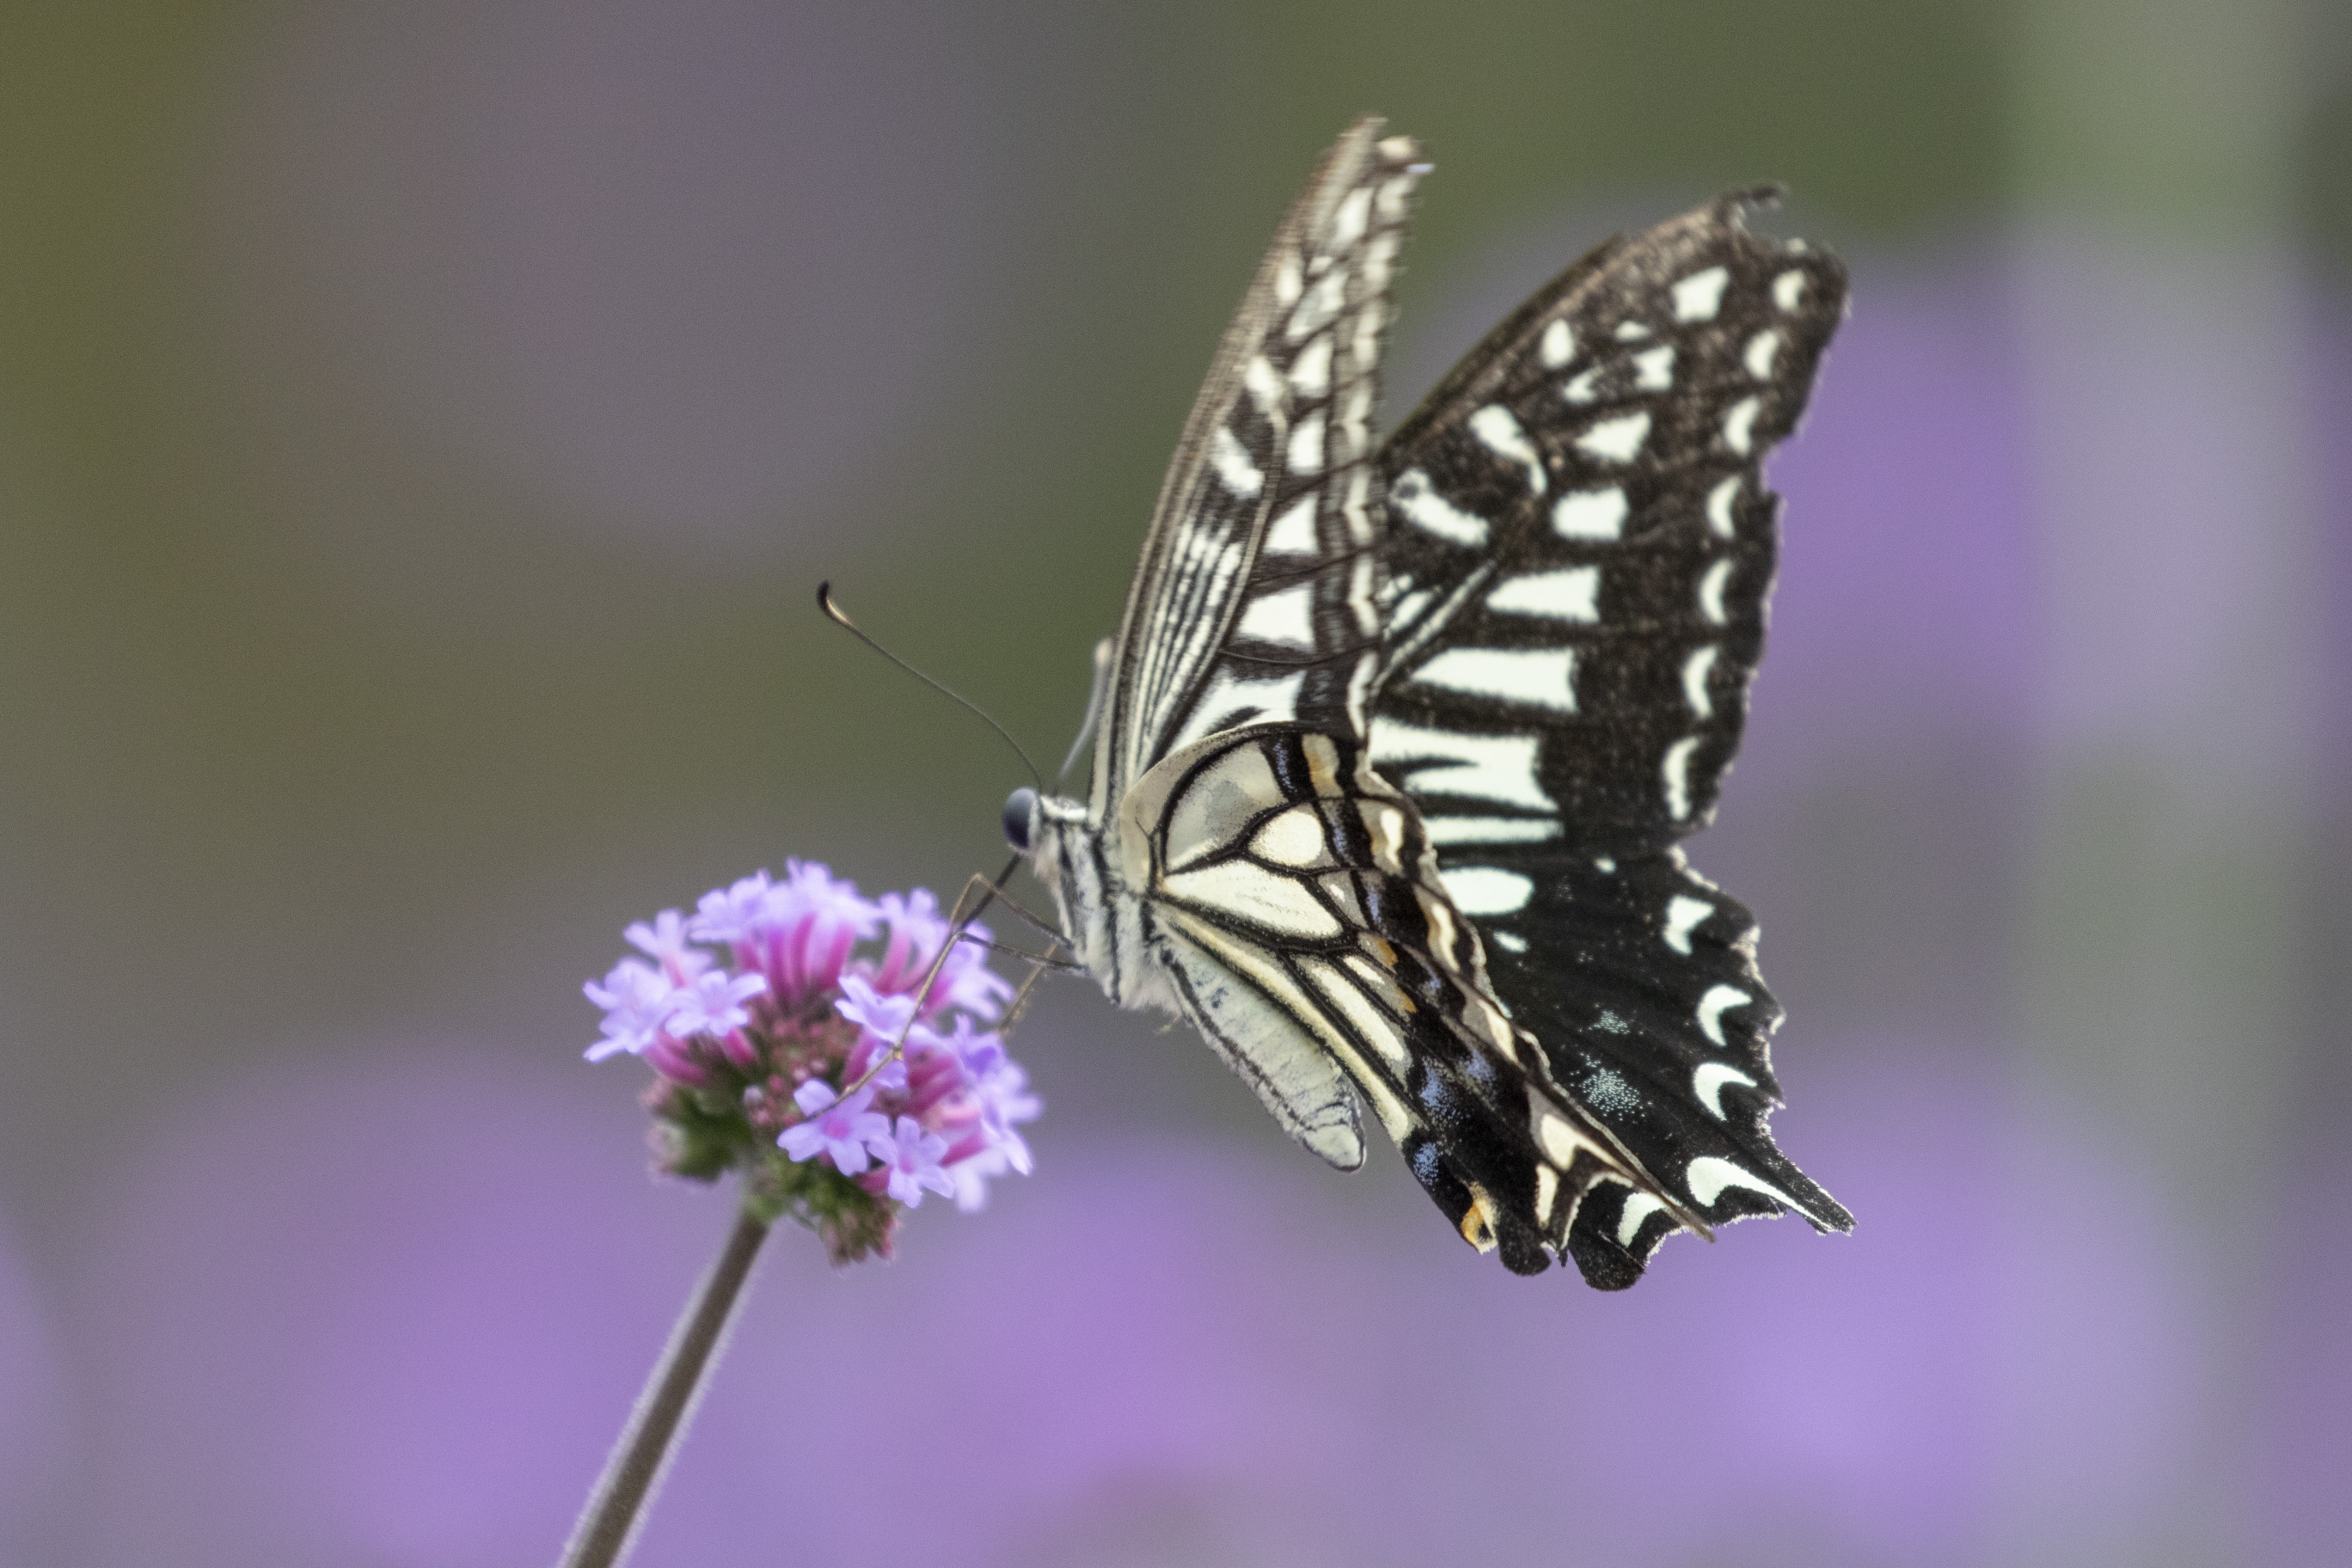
[1368,193,1853,1287]
[1092,119,1424,818]
[1118,723,1706,1275]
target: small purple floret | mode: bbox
[836,974,920,1046]
[779,1081,891,1176]
[874,1116,956,1208]
[623,909,709,980]
[687,873,779,946]
[664,970,769,1040]
[583,960,677,1062]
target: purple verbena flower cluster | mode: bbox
[585,861,1039,1262]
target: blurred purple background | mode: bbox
[3,3,2350,1564]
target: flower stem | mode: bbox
[557,1207,770,1568]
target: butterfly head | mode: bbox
[1001,786,1038,855]
[1003,783,1086,908]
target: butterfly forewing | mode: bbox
[1098,119,1426,815]
[1374,193,1845,855]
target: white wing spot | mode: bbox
[1347,553,1378,635]
[1375,173,1416,221]
[1575,412,1651,464]
[1328,186,1372,249]
[1236,582,1317,649]
[1390,469,1490,547]
[1616,1191,1668,1249]
[1343,467,1376,546]
[1245,356,1283,410]
[1613,320,1651,340]
[1288,266,1348,342]
[1344,647,1377,735]
[1687,1155,1797,1211]
[1663,894,1715,954]
[1287,409,1326,475]
[1288,334,1332,398]
[1351,297,1385,375]
[1706,475,1742,539]
[1369,720,1558,812]
[1410,647,1576,713]
[1698,559,1735,624]
[1363,803,1408,873]
[1723,395,1762,456]
[1470,405,1547,494]
[1632,345,1676,390]
[1663,735,1700,819]
[1210,426,1263,498]
[1540,318,1576,368]
[1263,495,1320,555]
[1694,984,1752,1047]
[1437,866,1534,916]
[1274,253,1302,307]
[1162,860,1343,938]
[1166,667,1305,754]
[1552,487,1627,540]
[1491,930,1528,953]
[1693,1063,1759,1120]
[1335,382,1372,464]
[1681,645,1719,718]
[1744,329,1782,379]
[1423,816,1563,846]
[1594,856,1616,873]
[1252,806,1327,867]
[1773,269,1808,311]
[1487,566,1600,623]
[1562,365,1605,405]
[1539,1112,1593,1166]
[1416,886,1461,964]
[1672,266,1730,322]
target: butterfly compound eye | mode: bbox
[1001,787,1038,854]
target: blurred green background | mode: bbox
[3,3,2350,1564]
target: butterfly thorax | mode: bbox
[1026,788,1178,1017]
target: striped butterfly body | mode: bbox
[1004,117,1853,1287]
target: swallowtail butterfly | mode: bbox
[1003,117,1853,1287]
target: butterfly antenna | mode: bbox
[819,582,1044,793]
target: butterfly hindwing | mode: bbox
[1119,723,1697,1275]
[1475,847,1853,1287]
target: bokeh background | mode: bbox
[3,2,2349,1564]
